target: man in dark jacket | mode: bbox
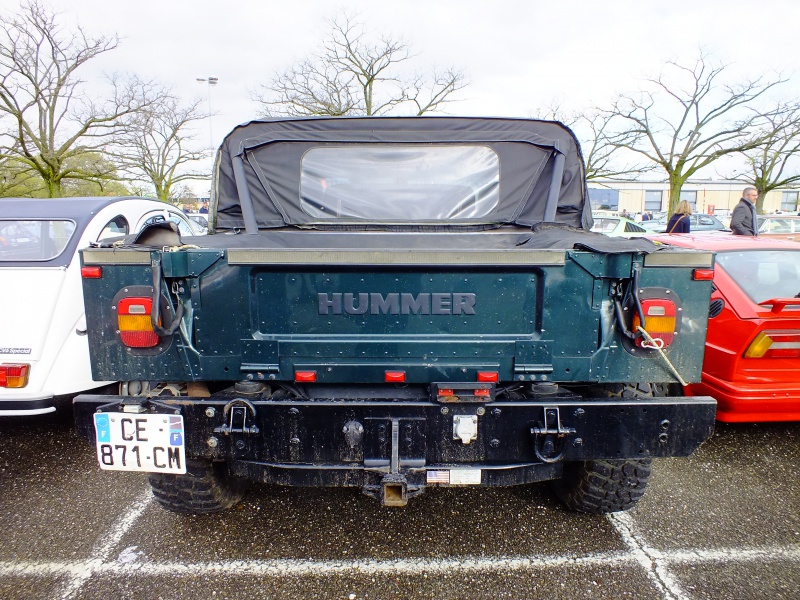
[730,187,759,236]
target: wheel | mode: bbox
[549,382,660,513]
[551,458,652,514]
[148,459,249,514]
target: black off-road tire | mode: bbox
[551,458,652,514]
[148,459,249,514]
[550,382,661,513]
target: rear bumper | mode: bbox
[686,374,800,422]
[74,393,717,489]
[0,394,56,416]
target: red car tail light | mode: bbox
[117,297,160,348]
[633,298,677,348]
[0,364,30,388]
[744,331,800,359]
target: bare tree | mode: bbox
[727,102,800,213]
[111,93,211,201]
[253,13,466,117]
[535,105,654,181]
[607,51,784,215]
[0,1,163,197]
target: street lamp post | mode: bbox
[196,76,218,149]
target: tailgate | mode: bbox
[81,245,713,385]
[215,248,569,383]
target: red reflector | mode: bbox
[693,269,714,281]
[295,371,317,382]
[438,388,455,396]
[0,363,30,388]
[385,371,406,382]
[474,388,490,397]
[81,266,102,279]
[477,371,498,382]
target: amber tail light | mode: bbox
[632,298,677,348]
[744,331,800,359]
[117,297,160,348]
[0,364,30,388]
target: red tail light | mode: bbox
[117,297,160,348]
[633,298,677,348]
[477,371,499,382]
[385,371,406,382]
[744,331,800,359]
[81,266,102,279]
[693,269,714,281]
[0,363,30,388]
[295,371,317,382]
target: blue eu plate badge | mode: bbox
[94,413,110,443]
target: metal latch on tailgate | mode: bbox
[213,399,260,436]
[530,406,576,464]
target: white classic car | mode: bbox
[0,196,199,416]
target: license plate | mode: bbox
[93,412,186,474]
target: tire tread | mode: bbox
[148,459,248,514]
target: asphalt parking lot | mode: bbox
[0,414,798,600]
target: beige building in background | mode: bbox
[588,179,800,217]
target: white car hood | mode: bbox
[0,267,67,362]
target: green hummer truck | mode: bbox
[73,116,716,514]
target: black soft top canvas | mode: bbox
[212,116,592,232]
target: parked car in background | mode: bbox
[649,232,800,422]
[642,213,728,233]
[590,215,649,237]
[187,212,209,233]
[0,197,200,416]
[756,214,800,240]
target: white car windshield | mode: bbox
[716,250,800,306]
[299,145,500,220]
[0,219,76,261]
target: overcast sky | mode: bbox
[3,0,800,194]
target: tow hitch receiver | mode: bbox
[381,473,408,507]
[531,406,577,463]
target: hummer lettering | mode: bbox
[318,292,476,315]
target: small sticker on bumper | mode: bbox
[426,469,482,485]
[427,470,449,484]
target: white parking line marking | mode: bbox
[1,544,798,581]
[609,512,689,600]
[93,552,637,576]
[0,486,797,600]
[56,488,153,600]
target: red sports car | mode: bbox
[649,233,800,422]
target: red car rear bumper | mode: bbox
[685,374,800,422]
